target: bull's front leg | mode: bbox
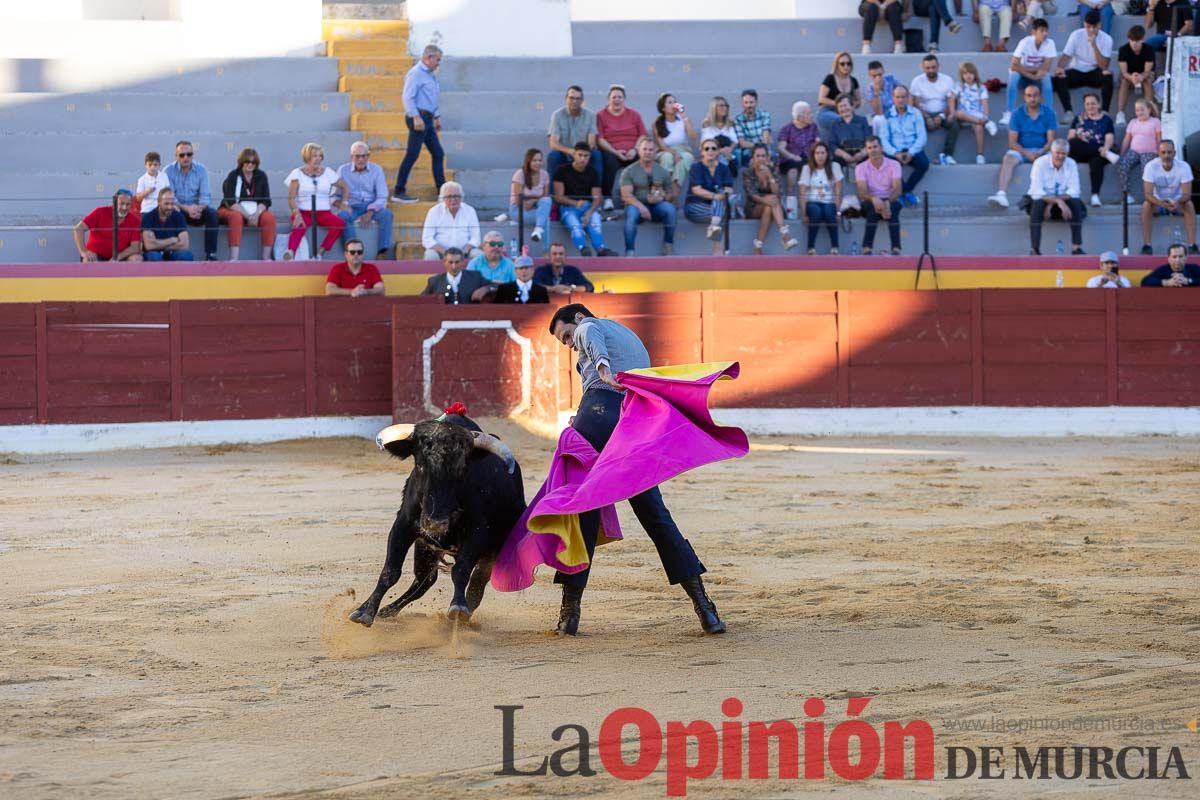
[376,540,439,618]
[350,510,416,627]
[446,526,486,623]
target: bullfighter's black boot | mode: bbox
[680,576,726,634]
[556,584,583,636]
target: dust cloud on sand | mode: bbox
[1,423,1198,798]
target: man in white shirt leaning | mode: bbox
[1051,9,1114,123]
[1027,139,1087,255]
[910,54,960,165]
[1140,139,1198,255]
[421,181,483,261]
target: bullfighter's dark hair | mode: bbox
[549,303,595,334]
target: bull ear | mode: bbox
[471,431,516,474]
[376,423,415,459]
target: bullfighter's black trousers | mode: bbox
[554,387,706,589]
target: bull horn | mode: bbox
[472,431,516,474]
[376,423,415,451]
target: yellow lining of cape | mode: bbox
[623,361,735,382]
[528,513,621,569]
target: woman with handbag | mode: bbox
[218,148,277,261]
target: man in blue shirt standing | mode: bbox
[391,44,447,204]
[165,140,218,260]
[337,141,394,259]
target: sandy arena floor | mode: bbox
[1,425,1198,799]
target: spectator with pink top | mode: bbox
[508,148,552,245]
[855,136,904,255]
[1117,98,1162,203]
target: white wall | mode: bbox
[407,0,573,57]
[569,0,861,21]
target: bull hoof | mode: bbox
[446,604,472,623]
[349,605,376,627]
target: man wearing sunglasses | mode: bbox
[165,140,219,260]
[325,239,385,296]
[467,230,517,285]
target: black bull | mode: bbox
[349,414,526,626]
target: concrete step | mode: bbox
[338,56,415,77]
[327,38,409,58]
[339,75,406,92]
[0,57,340,94]
[349,91,405,113]
[323,2,407,21]
[390,202,436,222]
[322,18,410,41]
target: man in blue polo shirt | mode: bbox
[988,83,1057,209]
[141,188,195,261]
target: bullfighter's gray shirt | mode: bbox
[572,317,650,394]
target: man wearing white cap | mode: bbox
[1086,251,1131,288]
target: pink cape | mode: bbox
[491,361,749,592]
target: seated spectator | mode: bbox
[1017,1,1052,35]
[1027,139,1087,255]
[468,230,518,283]
[494,256,550,304]
[859,0,905,54]
[421,181,483,261]
[509,148,552,244]
[73,189,142,262]
[420,247,492,303]
[1144,0,1194,53]
[685,138,735,255]
[855,136,904,255]
[988,83,1057,209]
[134,151,169,215]
[829,94,872,169]
[1001,18,1056,126]
[534,241,596,294]
[1140,139,1198,254]
[880,85,929,206]
[733,89,773,169]
[1140,242,1200,286]
[652,93,697,193]
[976,0,1014,52]
[955,62,997,164]
[910,54,960,166]
[817,53,862,131]
[621,137,678,256]
[1074,1,1114,36]
[546,85,603,189]
[597,84,648,210]
[1051,10,1114,122]
[141,188,194,261]
[219,147,276,262]
[743,143,799,254]
[1116,25,1153,126]
[864,60,900,133]
[799,142,844,255]
[700,96,739,173]
[1086,251,1131,287]
[1117,98,1161,202]
[922,0,964,54]
[166,140,218,261]
[325,239,385,296]
[285,142,350,261]
[777,101,821,219]
[1066,93,1117,207]
[553,142,617,257]
[336,141,394,260]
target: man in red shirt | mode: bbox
[325,239,385,296]
[72,189,143,261]
[596,84,647,211]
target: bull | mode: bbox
[349,413,525,627]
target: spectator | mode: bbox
[553,142,617,257]
[684,137,735,255]
[880,85,929,206]
[855,136,904,255]
[1027,139,1086,255]
[925,0,965,54]
[864,60,900,134]
[988,83,1057,208]
[285,142,350,261]
[468,230,517,284]
[955,62,997,164]
[1066,93,1117,207]
[1140,139,1198,254]
[743,142,799,254]
[73,189,142,262]
[799,142,844,255]
[509,148,552,245]
[421,181,483,261]
[1017,1,1052,33]
[1086,251,1131,287]
[141,188,194,261]
[1116,25,1154,126]
[219,147,276,262]
[165,140,218,261]
[620,137,678,256]
[1074,1,1115,35]
[910,54,960,166]
[337,141,394,260]
[700,96,739,172]
[494,256,550,304]
[391,44,445,204]
[1002,17,1056,126]
[1140,242,1200,286]
[1144,0,1194,53]
[134,151,169,215]
[546,85,602,187]
[325,239,385,296]
[1051,10,1114,122]
[597,84,648,209]
[975,0,1014,52]
[534,242,596,294]
[817,53,862,131]
[733,89,773,169]
[420,247,491,303]
[829,94,872,169]
[860,0,906,54]
[652,93,698,193]
[1117,98,1162,203]
[777,101,821,219]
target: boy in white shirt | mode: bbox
[1003,17,1057,126]
[1051,10,1114,122]
[134,152,170,215]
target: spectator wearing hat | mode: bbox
[1140,242,1200,287]
[494,256,550,304]
[1086,251,1131,287]
[73,189,143,262]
